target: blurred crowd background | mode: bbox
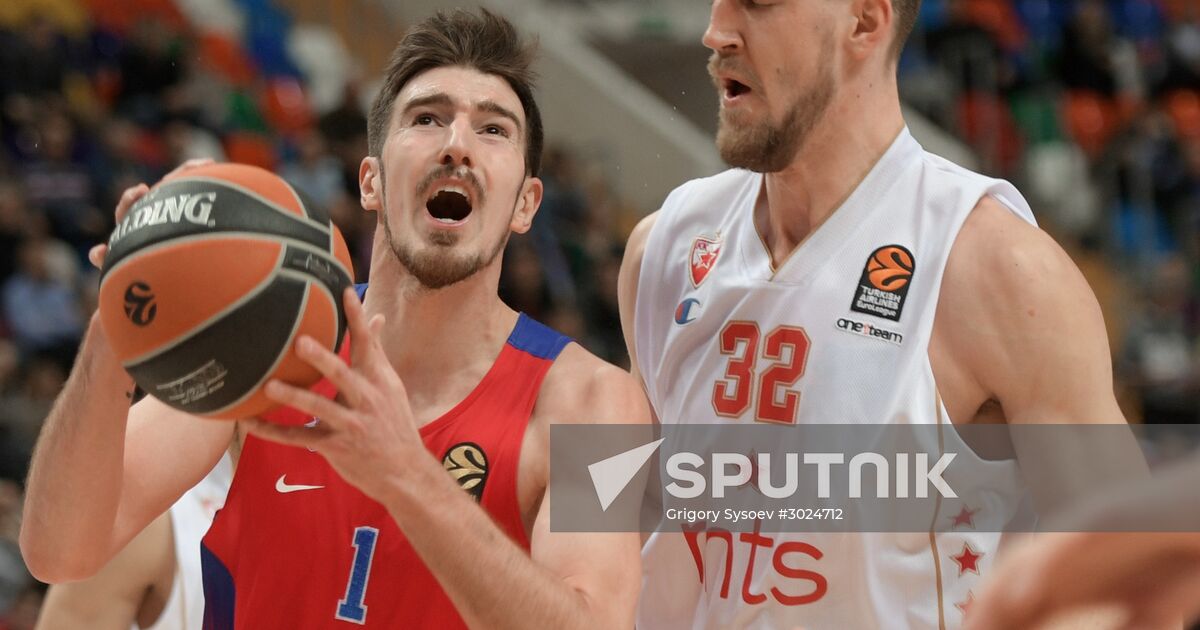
[0,0,1197,625]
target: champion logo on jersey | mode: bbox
[443,442,489,502]
[689,235,722,287]
[674,298,701,324]
[850,244,914,322]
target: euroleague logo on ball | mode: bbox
[123,282,157,326]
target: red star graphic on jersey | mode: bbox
[955,591,975,617]
[951,542,984,576]
[950,506,979,529]
[689,236,722,287]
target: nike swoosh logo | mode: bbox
[275,474,324,494]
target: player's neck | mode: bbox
[363,252,518,388]
[758,85,904,268]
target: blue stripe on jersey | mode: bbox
[353,284,571,361]
[507,313,571,361]
[201,542,236,630]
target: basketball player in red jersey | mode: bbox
[21,10,647,629]
[620,0,1143,628]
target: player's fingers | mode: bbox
[263,379,354,430]
[244,419,326,450]
[342,288,388,375]
[88,244,107,270]
[294,333,368,406]
[967,581,1049,630]
[115,182,150,223]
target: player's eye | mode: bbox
[414,114,436,126]
[483,125,509,137]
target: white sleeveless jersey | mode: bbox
[634,129,1036,630]
[138,454,233,630]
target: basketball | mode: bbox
[96,163,355,421]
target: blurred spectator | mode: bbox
[89,116,161,212]
[1160,8,1200,94]
[0,477,31,629]
[0,13,70,101]
[282,128,345,210]
[17,109,103,252]
[1119,256,1200,424]
[1,239,84,366]
[1058,0,1122,96]
[0,180,27,285]
[499,239,554,323]
[162,115,226,164]
[584,247,626,366]
[926,0,1011,94]
[0,354,66,474]
[116,17,184,124]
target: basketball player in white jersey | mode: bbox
[35,455,231,630]
[619,0,1140,628]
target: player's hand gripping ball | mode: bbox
[97,163,355,421]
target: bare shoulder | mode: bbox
[537,342,650,426]
[618,211,660,319]
[935,196,1118,423]
[623,211,659,262]
[618,211,659,376]
[941,196,1106,346]
[946,197,1092,304]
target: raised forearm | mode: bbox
[385,458,613,630]
[21,317,134,582]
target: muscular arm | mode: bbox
[36,511,174,630]
[932,198,1147,517]
[21,317,232,583]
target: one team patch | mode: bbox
[850,244,914,322]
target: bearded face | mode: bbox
[710,43,836,173]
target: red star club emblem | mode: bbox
[951,542,984,576]
[950,506,979,529]
[689,235,722,287]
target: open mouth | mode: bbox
[723,79,751,99]
[426,186,473,224]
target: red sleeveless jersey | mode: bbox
[201,287,571,628]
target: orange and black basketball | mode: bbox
[97,163,354,420]
[867,246,914,292]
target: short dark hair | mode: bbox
[367,9,543,177]
[890,0,922,61]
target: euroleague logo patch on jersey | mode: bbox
[689,235,722,287]
[443,442,489,502]
[850,245,914,322]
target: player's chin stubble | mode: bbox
[716,62,836,173]
[382,209,511,291]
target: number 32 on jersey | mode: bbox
[712,321,810,424]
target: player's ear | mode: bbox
[511,176,543,235]
[849,0,892,62]
[360,157,384,214]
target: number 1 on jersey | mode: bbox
[336,526,379,624]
